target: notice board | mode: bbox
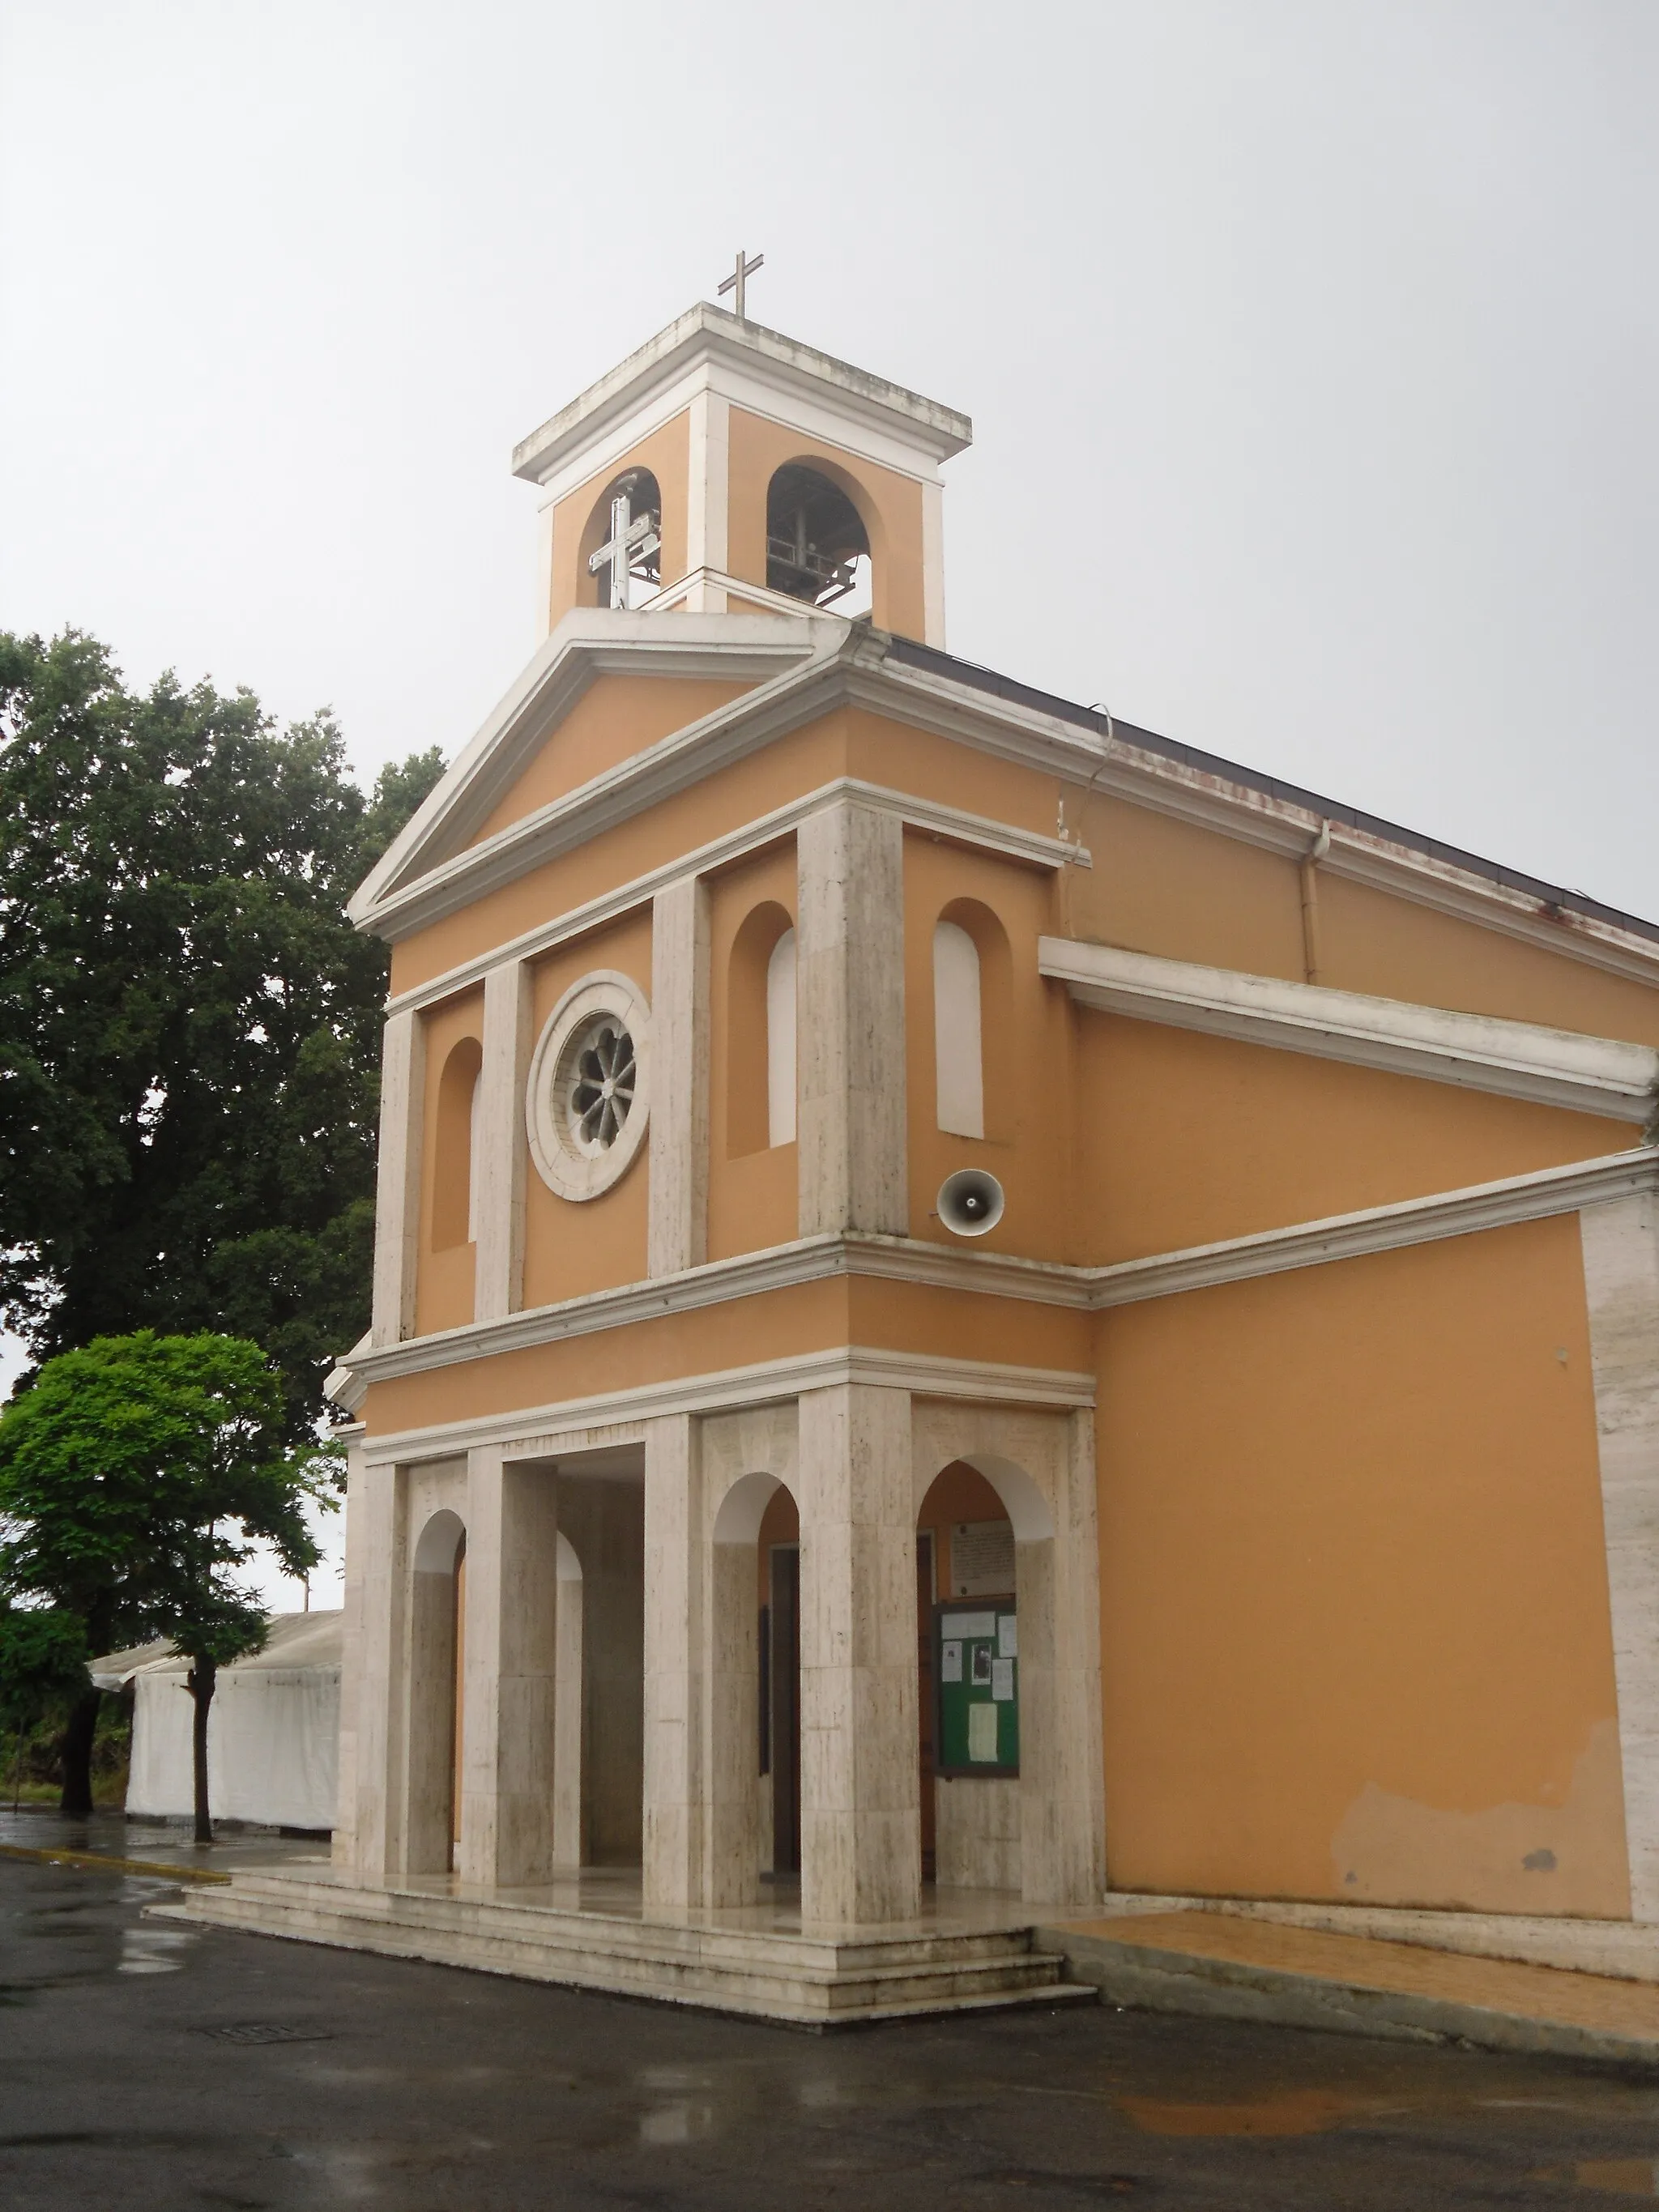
[934,1597,1018,1777]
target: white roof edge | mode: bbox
[511,304,973,484]
[1039,936,1659,1118]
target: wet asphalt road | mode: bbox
[6,1859,1659,2209]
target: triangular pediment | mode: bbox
[350,608,831,930]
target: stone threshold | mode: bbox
[152,1863,1097,2027]
[1040,1910,1659,2069]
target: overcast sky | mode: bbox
[2,1,1655,1600]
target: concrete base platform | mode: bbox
[1040,1909,1659,2068]
[154,1863,1095,2027]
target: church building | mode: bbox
[184,293,1659,2022]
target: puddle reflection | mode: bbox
[1533,2159,1659,2197]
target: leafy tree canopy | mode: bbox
[0,629,444,1438]
[0,1601,87,1734]
[0,1329,333,1660]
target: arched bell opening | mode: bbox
[407,1508,467,1877]
[765,462,871,615]
[582,467,663,609]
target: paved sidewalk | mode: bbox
[1043,1909,1659,2068]
[0,1806,330,1882]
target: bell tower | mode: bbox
[514,294,972,646]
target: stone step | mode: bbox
[207,1869,1047,1975]
[155,1877,1094,2026]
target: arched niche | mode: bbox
[765,459,872,615]
[579,466,663,608]
[933,898,1013,1144]
[431,1038,483,1251]
[725,900,795,1157]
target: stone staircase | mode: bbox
[153,1865,1094,2026]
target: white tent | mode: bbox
[91,1610,341,1832]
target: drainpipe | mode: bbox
[1299,821,1331,987]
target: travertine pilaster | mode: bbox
[647,875,710,1278]
[331,1431,368,1872]
[348,1460,408,1882]
[642,1413,706,1908]
[1583,1194,1659,1920]
[473,960,534,1322]
[370,1010,425,1347]
[798,1383,920,1925]
[458,1450,559,1887]
[796,801,907,1236]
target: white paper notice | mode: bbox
[950,1613,996,1642]
[997,1615,1017,1659]
[941,1640,962,1683]
[991,1657,1015,1703]
[968,1703,1000,1762]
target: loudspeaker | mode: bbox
[936,1168,1004,1238]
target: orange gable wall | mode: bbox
[467,675,757,848]
[519,907,654,1309]
[1095,1212,1629,1916]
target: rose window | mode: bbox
[565,1016,636,1154]
[526,971,652,1202]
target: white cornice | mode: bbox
[340,1150,1658,1404]
[1040,937,1659,1120]
[385,777,1081,1016]
[356,618,1659,991]
[510,303,972,489]
[358,1344,1093,1466]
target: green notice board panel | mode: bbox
[935,1597,1018,1777]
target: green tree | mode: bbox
[0,1330,335,1836]
[0,1601,87,1805]
[0,629,444,1440]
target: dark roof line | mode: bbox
[882,633,1659,953]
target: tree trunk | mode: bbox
[58,1686,102,1818]
[186,1655,217,1845]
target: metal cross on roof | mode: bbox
[718,248,764,321]
[587,486,661,610]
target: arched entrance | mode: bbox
[705,1463,804,1907]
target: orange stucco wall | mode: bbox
[1095,1213,1629,1916]
[1074,1012,1636,1266]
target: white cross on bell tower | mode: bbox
[586,481,663,609]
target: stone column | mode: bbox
[331,1432,369,1873]
[796,800,908,1238]
[704,1538,761,1907]
[370,1009,425,1347]
[798,1383,920,1925]
[458,1449,559,1888]
[474,960,534,1323]
[1583,1193,1659,1921]
[682,389,730,612]
[347,1459,408,1883]
[648,875,710,1279]
[1016,1412,1107,1907]
[552,1539,584,1870]
[642,1413,706,1909]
